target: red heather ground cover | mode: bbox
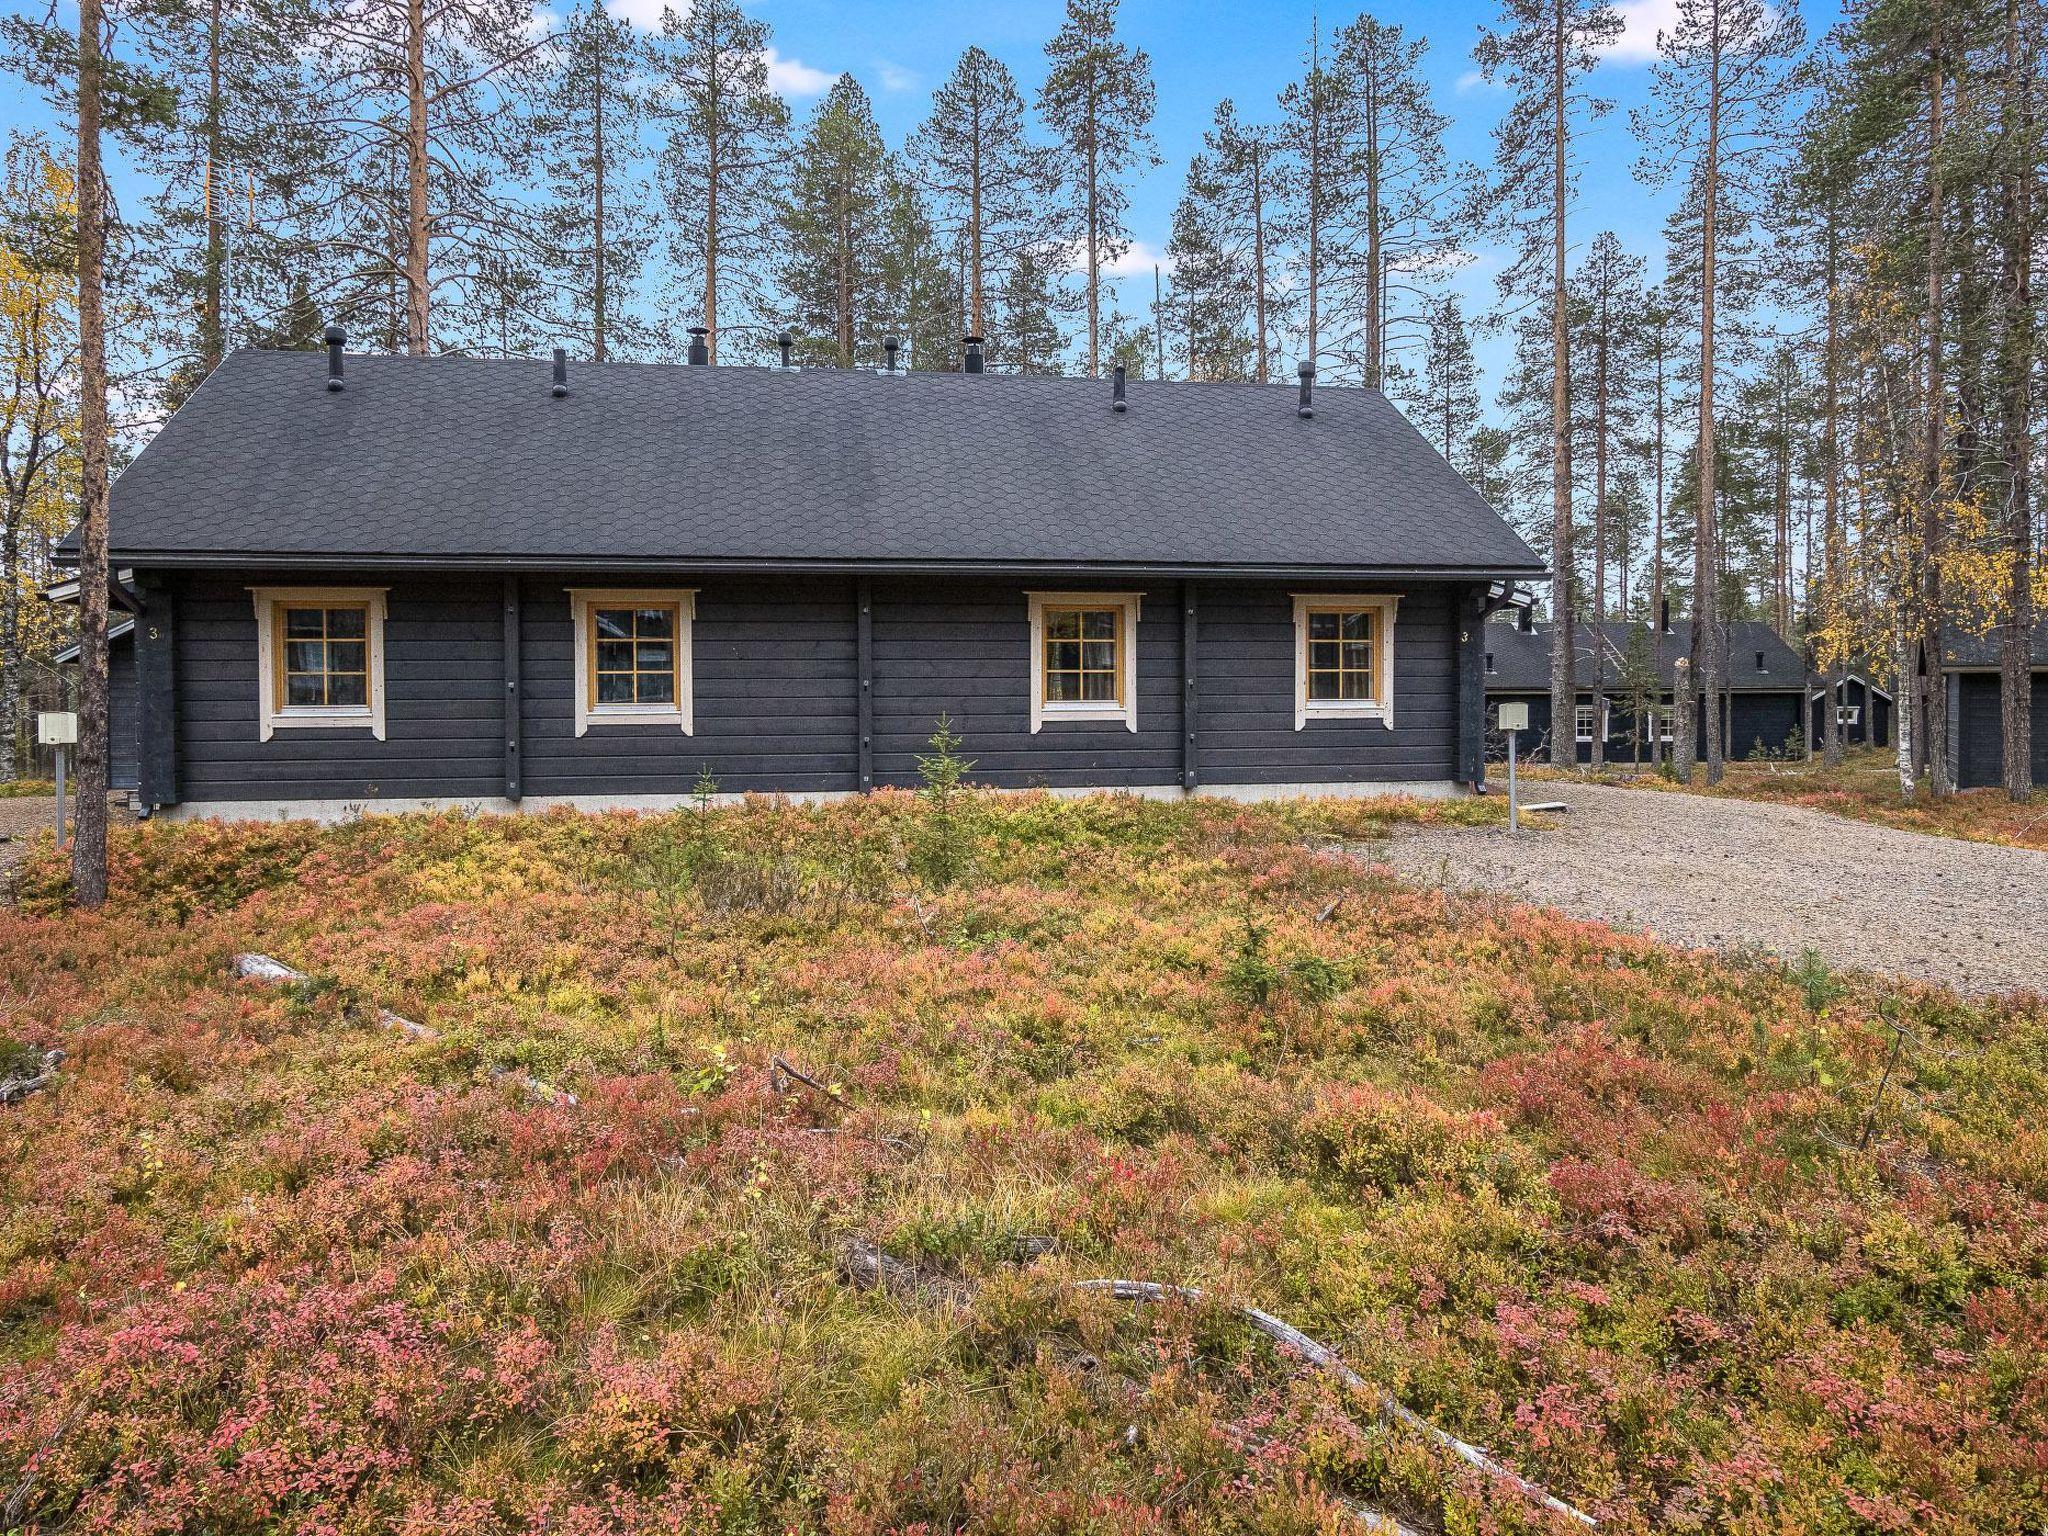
[0,792,2043,1535]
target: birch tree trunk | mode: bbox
[1546,0,1576,770]
[1920,3,1953,796]
[1696,0,1725,786]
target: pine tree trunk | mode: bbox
[404,0,431,354]
[201,0,225,374]
[1921,5,1953,797]
[71,0,112,908]
[1546,0,1574,770]
[2000,0,2034,800]
[705,51,722,363]
[1652,331,1666,772]
[1696,0,1725,786]
[1822,207,1845,768]
[1364,69,1382,392]
[1251,148,1269,383]
[969,96,985,339]
[593,47,608,362]
[1085,76,1100,377]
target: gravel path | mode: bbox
[1380,781,2048,997]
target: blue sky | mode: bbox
[4,0,1840,395]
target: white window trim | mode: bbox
[1574,699,1612,743]
[1292,593,1399,730]
[1026,591,1142,733]
[1837,704,1861,727]
[250,586,388,742]
[569,587,696,737]
[1644,705,1676,742]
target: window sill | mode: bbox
[580,706,691,736]
[1299,702,1390,729]
[269,707,382,739]
[1034,703,1137,733]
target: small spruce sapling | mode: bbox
[912,714,977,888]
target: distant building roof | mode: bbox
[77,347,1544,578]
[1485,615,1807,692]
[1943,626,2048,670]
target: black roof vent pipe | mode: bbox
[883,336,900,373]
[687,326,709,365]
[1660,597,1672,634]
[778,330,794,369]
[963,335,984,374]
[1756,649,1767,673]
[324,323,346,392]
[1297,359,1315,418]
[1519,606,1534,633]
[551,346,568,398]
[1111,361,1127,412]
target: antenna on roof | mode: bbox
[1111,361,1127,413]
[1297,360,1315,419]
[551,347,568,398]
[324,323,346,392]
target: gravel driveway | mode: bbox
[1380,781,2048,997]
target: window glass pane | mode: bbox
[637,641,673,672]
[1046,640,1082,674]
[1082,671,1117,701]
[1045,611,1080,640]
[284,607,325,638]
[1081,640,1116,672]
[635,608,673,639]
[1308,671,1340,700]
[1341,640,1371,672]
[1308,640,1340,671]
[1046,670,1079,701]
[1340,611,1371,641]
[1341,670,1372,699]
[326,641,366,674]
[327,673,367,708]
[285,673,325,707]
[1307,612,1339,640]
[637,671,675,704]
[596,641,634,674]
[285,640,325,674]
[595,609,632,639]
[597,671,636,704]
[326,607,367,639]
[1080,610,1115,639]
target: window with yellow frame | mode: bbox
[1291,593,1396,728]
[249,586,388,741]
[1027,591,1141,732]
[567,588,696,735]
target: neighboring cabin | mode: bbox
[1481,610,1881,764]
[61,333,1546,820]
[1943,630,2048,790]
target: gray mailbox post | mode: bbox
[1494,700,1529,832]
[37,712,77,849]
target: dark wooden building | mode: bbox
[1482,613,1817,764]
[1944,630,2047,790]
[64,338,1545,819]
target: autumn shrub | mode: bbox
[1,791,2044,1533]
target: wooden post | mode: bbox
[135,573,178,809]
[502,576,521,801]
[1455,586,1487,788]
[1181,581,1198,792]
[856,577,874,792]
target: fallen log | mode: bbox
[0,1049,63,1106]
[1072,1280,1595,1528]
[230,953,574,1105]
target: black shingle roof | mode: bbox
[1485,617,1807,692]
[93,348,1542,575]
[1944,627,2048,669]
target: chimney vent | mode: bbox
[777,330,794,369]
[1111,361,1127,413]
[1660,598,1672,634]
[1485,649,1496,674]
[962,335,984,374]
[324,323,346,392]
[551,346,568,398]
[882,336,900,373]
[1518,606,1534,633]
[687,326,709,365]
[1756,649,1767,673]
[1297,360,1315,418]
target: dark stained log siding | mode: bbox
[175,572,503,803]
[520,575,858,798]
[108,631,139,791]
[869,579,1183,789]
[1199,583,1458,784]
[1957,671,2048,790]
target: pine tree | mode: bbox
[655,0,788,364]
[1472,0,1622,767]
[777,75,898,368]
[1275,21,1361,372]
[1330,14,1453,390]
[909,47,1045,344]
[1038,0,1157,376]
[1406,294,1482,477]
[534,0,654,362]
[1636,0,1805,783]
[996,244,1069,373]
[1570,231,1649,624]
[1165,147,1254,381]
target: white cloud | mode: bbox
[764,46,834,96]
[876,60,916,93]
[1057,239,1174,280]
[1602,0,1680,63]
[1455,68,1499,94]
[604,0,675,29]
